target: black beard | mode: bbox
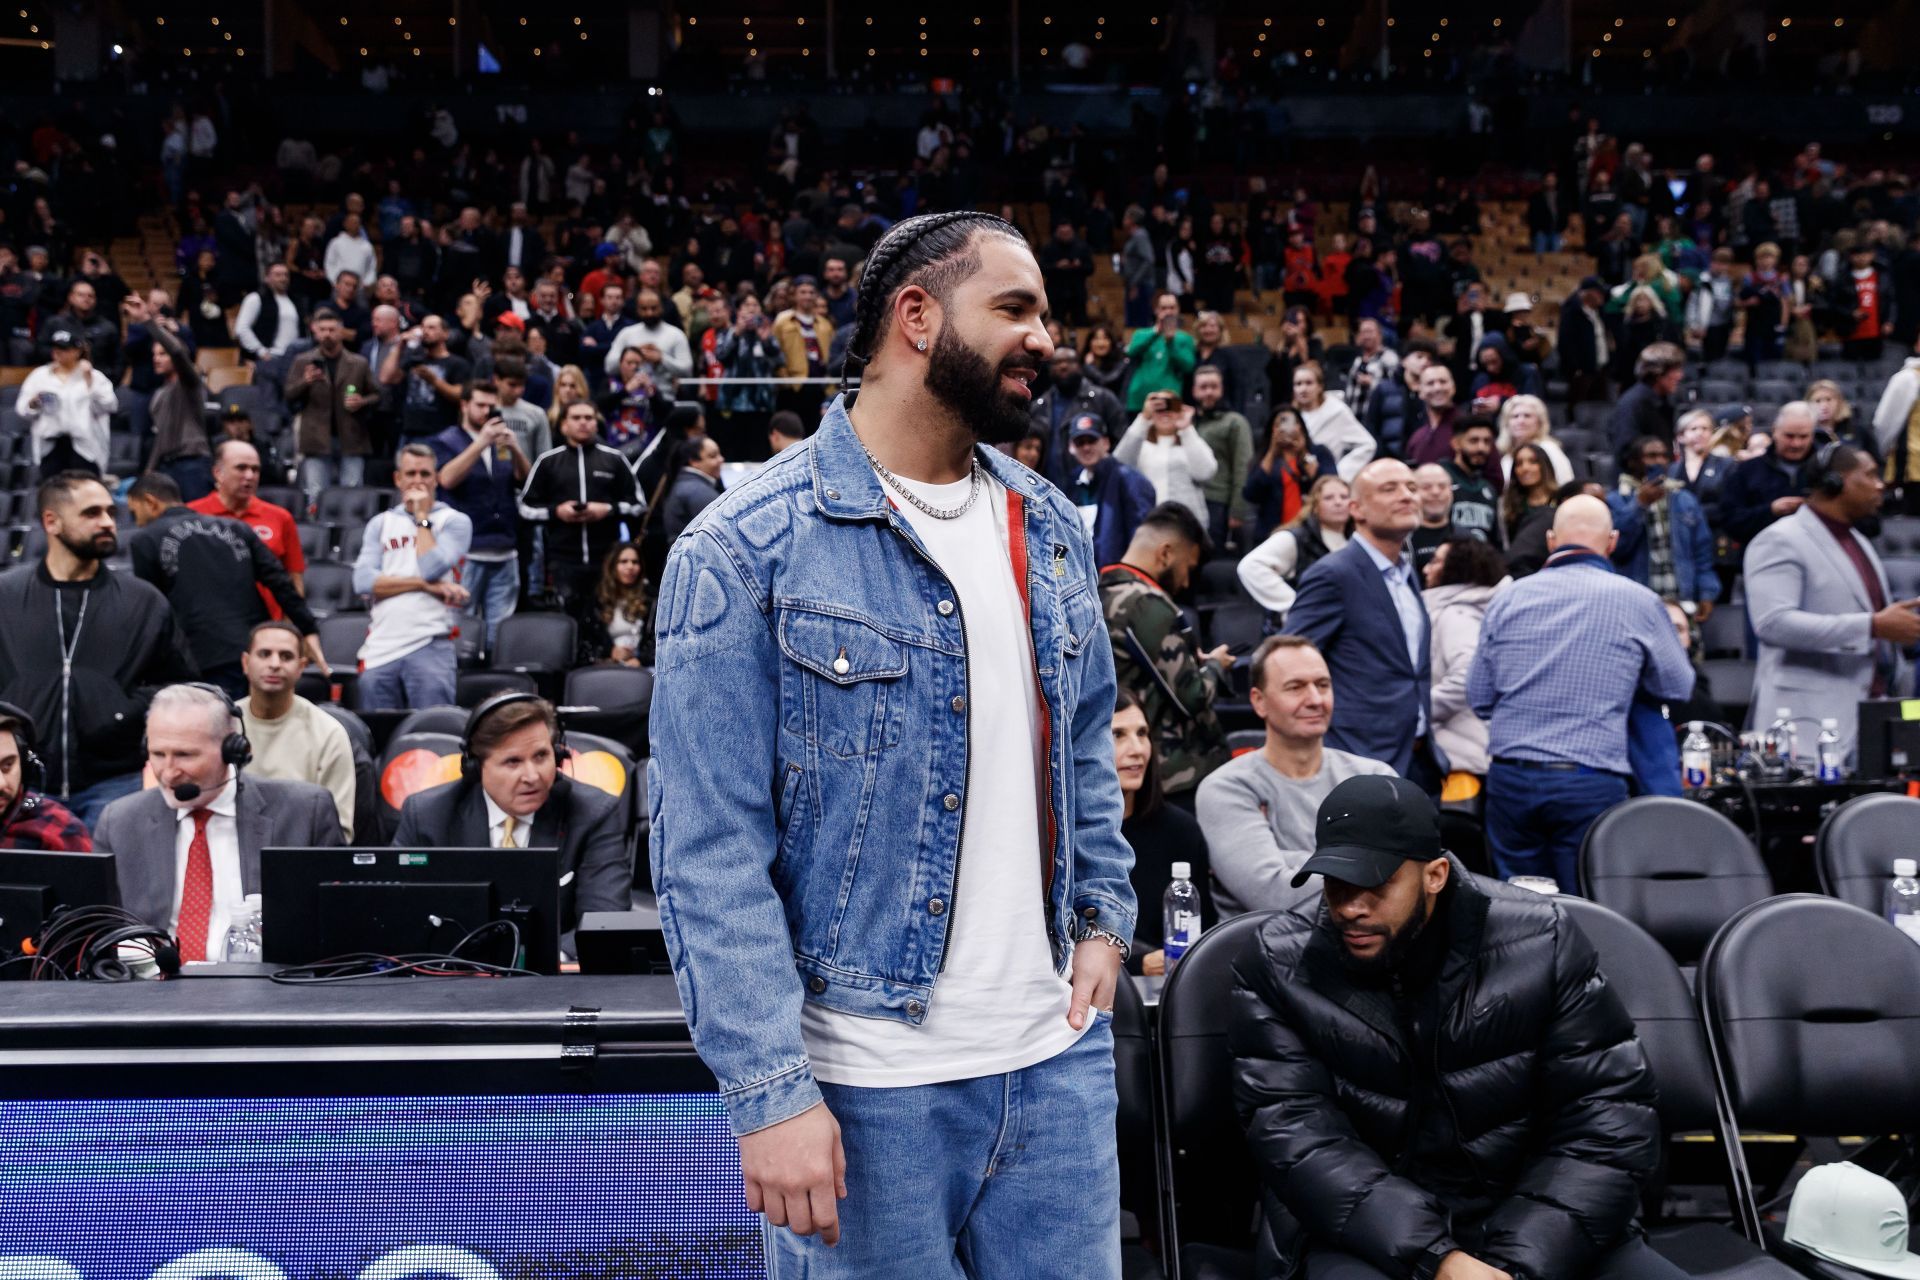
[1338,891,1433,976]
[924,325,1036,445]
[58,529,116,562]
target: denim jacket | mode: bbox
[649,396,1137,1136]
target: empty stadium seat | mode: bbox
[315,702,380,844]
[392,706,471,740]
[1881,556,1920,601]
[313,612,369,673]
[334,519,367,563]
[296,521,333,562]
[1698,607,1748,659]
[257,484,305,517]
[300,561,361,618]
[456,670,538,707]
[1699,894,1920,1247]
[315,485,387,530]
[1578,796,1771,965]
[1557,898,1801,1278]
[1873,516,1920,558]
[563,664,656,713]
[1201,600,1266,657]
[1157,910,1275,1273]
[491,612,578,675]
[1698,657,1755,728]
[1815,792,1920,914]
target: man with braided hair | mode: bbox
[651,210,1134,1276]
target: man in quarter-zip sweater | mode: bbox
[0,472,197,827]
[518,400,644,614]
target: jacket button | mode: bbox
[928,898,946,915]
[950,695,966,713]
[943,793,960,811]
[808,976,827,994]
[937,600,955,616]
[1083,907,1099,920]
[825,489,840,500]
[906,1000,924,1017]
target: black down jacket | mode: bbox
[1228,863,1660,1280]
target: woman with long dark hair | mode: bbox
[1081,323,1133,398]
[1501,443,1561,576]
[1114,687,1209,976]
[586,540,652,667]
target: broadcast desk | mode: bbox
[0,971,768,1275]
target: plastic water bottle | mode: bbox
[1682,721,1712,789]
[1816,718,1845,783]
[1163,863,1202,971]
[1766,708,1798,765]
[223,894,263,962]
[1887,860,1920,943]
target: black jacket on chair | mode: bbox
[391,773,632,933]
[1228,864,1660,1280]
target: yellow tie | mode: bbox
[499,815,518,849]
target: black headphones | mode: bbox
[460,692,569,783]
[0,700,46,792]
[141,683,253,769]
[1808,439,1852,498]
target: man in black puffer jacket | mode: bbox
[1229,775,1680,1280]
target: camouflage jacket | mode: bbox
[1099,563,1229,794]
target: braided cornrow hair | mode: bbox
[840,210,1029,394]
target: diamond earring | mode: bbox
[917,339,928,352]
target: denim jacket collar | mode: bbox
[809,393,1046,523]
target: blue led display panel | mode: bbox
[0,1093,766,1278]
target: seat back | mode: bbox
[375,731,464,830]
[296,520,333,562]
[257,485,305,518]
[334,519,368,564]
[391,706,471,741]
[1700,894,1920,1140]
[314,613,370,672]
[1111,965,1160,1239]
[1579,796,1772,965]
[1698,658,1755,727]
[492,612,579,673]
[316,702,380,844]
[1816,793,1920,914]
[563,664,656,714]
[1158,910,1274,1255]
[1558,897,1718,1132]
[315,485,388,529]
[300,561,362,618]
[455,670,539,707]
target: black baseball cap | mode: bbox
[47,327,77,348]
[1069,413,1105,441]
[1290,774,1443,888]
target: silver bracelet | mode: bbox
[1076,925,1130,961]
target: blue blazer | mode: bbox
[1286,539,1431,775]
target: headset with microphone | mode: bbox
[1807,439,1853,499]
[459,691,570,784]
[0,700,47,797]
[144,682,253,805]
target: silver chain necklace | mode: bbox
[862,443,983,520]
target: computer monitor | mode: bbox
[0,850,118,957]
[261,846,563,975]
[1856,699,1920,779]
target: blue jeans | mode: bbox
[1531,231,1563,255]
[299,452,368,511]
[765,1020,1120,1279]
[1484,761,1629,892]
[1123,285,1154,329]
[357,636,457,710]
[462,557,520,657]
[66,771,144,830]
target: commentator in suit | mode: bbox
[1285,457,1434,781]
[1746,443,1920,766]
[391,693,631,931]
[94,683,343,960]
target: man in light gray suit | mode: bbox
[1745,443,1920,766]
[94,683,342,961]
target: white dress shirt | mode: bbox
[483,789,528,849]
[1357,535,1430,736]
[170,779,243,961]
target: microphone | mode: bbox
[171,782,202,803]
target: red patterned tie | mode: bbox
[177,809,214,962]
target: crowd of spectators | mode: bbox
[0,89,1915,957]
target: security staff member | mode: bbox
[390,693,631,934]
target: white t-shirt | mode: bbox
[801,469,1086,1087]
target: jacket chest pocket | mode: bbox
[1060,583,1102,660]
[778,607,909,758]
